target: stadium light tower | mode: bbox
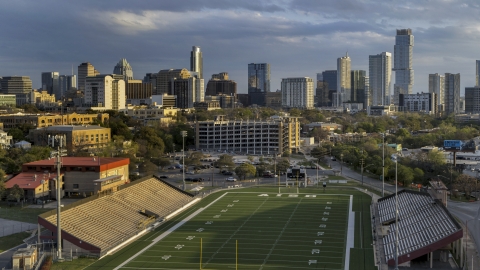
[382,133,385,197]
[394,154,399,270]
[181,131,187,191]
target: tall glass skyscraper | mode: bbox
[351,70,366,103]
[113,58,134,82]
[337,53,351,106]
[369,52,392,106]
[444,73,460,115]
[393,29,414,105]
[248,63,270,106]
[41,72,59,99]
[190,46,203,79]
[476,60,480,86]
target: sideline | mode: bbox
[344,195,354,270]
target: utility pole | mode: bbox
[340,153,344,175]
[181,131,187,191]
[382,133,385,197]
[360,157,365,186]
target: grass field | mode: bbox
[79,187,374,270]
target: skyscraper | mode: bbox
[281,77,314,108]
[369,52,392,106]
[84,75,125,110]
[428,73,445,111]
[41,72,59,99]
[156,68,191,95]
[59,75,76,99]
[351,70,366,102]
[78,62,96,91]
[113,58,133,82]
[190,46,203,79]
[393,29,414,105]
[476,60,480,86]
[464,86,480,113]
[205,72,237,97]
[336,53,351,105]
[248,63,270,106]
[444,73,460,115]
[0,76,33,105]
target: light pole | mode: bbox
[362,164,375,187]
[394,154,399,270]
[181,131,187,191]
[340,153,344,175]
[48,134,65,262]
[382,133,385,197]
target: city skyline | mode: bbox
[0,1,479,95]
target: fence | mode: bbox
[0,223,37,237]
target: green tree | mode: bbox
[452,174,477,199]
[276,158,291,174]
[7,184,23,202]
[158,158,171,170]
[217,154,235,171]
[8,128,24,142]
[139,161,158,174]
[413,168,424,184]
[235,163,256,180]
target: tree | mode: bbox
[216,154,235,171]
[158,158,171,170]
[235,163,256,180]
[7,184,23,202]
[452,174,477,199]
[247,155,254,163]
[8,128,24,142]
[139,161,158,174]
[276,158,291,174]
[413,168,424,184]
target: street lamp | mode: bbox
[362,164,375,187]
[382,133,385,197]
[394,154,399,270]
[340,153,344,175]
[181,131,187,191]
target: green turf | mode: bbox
[82,187,374,270]
[0,204,50,224]
[0,231,31,252]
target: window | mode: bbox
[73,184,79,189]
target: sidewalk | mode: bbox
[459,222,480,270]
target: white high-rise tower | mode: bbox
[336,53,351,106]
[190,46,203,79]
[393,29,414,105]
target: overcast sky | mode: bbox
[1,0,480,95]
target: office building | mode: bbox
[59,75,76,99]
[205,72,237,97]
[126,80,152,100]
[369,52,392,106]
[322,70,337,92]
[113,58,134,82]
[399,92,437,115]
[151,94,176,108]
[195,115,301,154]
[0,112,108,130]
[444,73,460,115]
[465,87,480,113]
[393,29,414,105]
[190,46,203,79]
[156,68,190,95]
[362,76,370,108]
[170,76,204,109]
[281,77,314,109]
[337,53,351,105]
[78,62,96,91]
[316,73,323,82]
[84,75,126,110]
[428,73,445,112]
[30,90,57,107]
[0,76,32,106]
[41,72,60,100]
[476,60,480,87]
[265,91,282,108]
[351,70,366,103]
[248,63,271,106]
[316,81,330,107]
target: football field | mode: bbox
[86,188,374,270]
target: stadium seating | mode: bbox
[43,176,194,252]
[376,190,461,262]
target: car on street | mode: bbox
[226,177,237,182]
[186,171,195,174]
[192,178,204,182]
[223,171,234,175]
[159,175,168,179]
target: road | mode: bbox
[447,200,480,251]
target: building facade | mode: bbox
[41,72,60,100]
[444,73,460,115]
[336,53,351,105]
[281,77,314,109]
[113,58,134,82]
[0,94,16,107]
[170,76,204,109]
[30,90,57,107]
[84,75,126,110]
[428,73,445,112]
[77,62,96,91]
[476,60,480,87]
[156,68,190,95]
[190,46,203,79]
[195,115,301,154]
[59,75,76,99]
[0,130,12,148]
[0,76,32,106]
[126,80,152,101]
[316,81,330,107]
[248,63,271,106]
[265,91,282,108]
[369,52,392,106]
[399,92,437,115]
[351,70,367,103]
[465,87,480,113]
[393,29,414,105]
[0,112,108,130]
[205,72,237,97]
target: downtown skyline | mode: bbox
[1,1,480,95]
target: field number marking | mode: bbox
[311,249,320,254]
[314,240,322,245]
[161,255,171,260]
[186,236,195,240]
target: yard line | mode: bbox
[203,197,270,268]
[344,195,355,270]
[259,198,303,270]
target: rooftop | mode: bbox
[25,157,128,167]
[5,171,60,189]
[34,125,108,132]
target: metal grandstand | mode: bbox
[375,189,463,266]
[37,175,196,257]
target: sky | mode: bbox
[1,0,480,95]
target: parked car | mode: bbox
[226,177,237,182]
[186,171,195,175]
[223,171,233,175]
[159,175,168,179]
[185,177,193,181]
[192,177,204,182]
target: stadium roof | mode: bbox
[376,190,462,266]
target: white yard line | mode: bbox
[344,195,355,270]
[113,192,229,270]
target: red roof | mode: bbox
[5,172,60,190]
[25,157,129,167]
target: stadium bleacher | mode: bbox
[38,176,194,255]
[375,190,462,266]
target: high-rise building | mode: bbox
[362,76,370,108]
[465,87,480,113]
[126,80,152,100]
[78,62,96,91]
[351,70,366,103]
[59,75,76,100]
[281,77,314,108]
[205,72,237,97]
[41,72,59,100]
[113,58,134,82]
[84,75,125,110]
[190,46,203,79]
[393,29,414,105]
[156,69,190,95]
[316,81,329,107]
[444,73,460,115]
[337,53,351,105]
[248,63,270,106]
[322,70,337,92]
[0,76,32,106]
[316,73,323,82]
[428,73,445,112]
[399,92,437,115]
[170,76,203,109]
[476,60,480,87]
[369,52,392,106]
